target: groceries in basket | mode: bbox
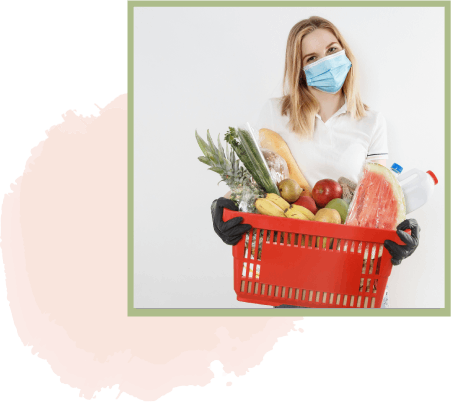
[196,125,409,229]
[196,125,423,308]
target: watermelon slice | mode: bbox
[344,162,406,258]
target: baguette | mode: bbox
[259,128,312,195]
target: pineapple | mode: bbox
[195,130,265,213]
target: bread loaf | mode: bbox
[259,128,312,195]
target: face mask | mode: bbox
[303,49,352,94]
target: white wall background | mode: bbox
[134,6,445,309]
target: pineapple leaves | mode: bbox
[216,133,226,169]
[206,130,223,167]
[208,166,223,174]
[198,156,211,166]
[195,131,214,161]
[206,130,217,154]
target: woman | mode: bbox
[212,16,420,308]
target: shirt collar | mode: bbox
[315,94,348,120]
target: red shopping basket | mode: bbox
[223,209,405,308]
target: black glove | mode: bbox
[211,197,252,246]
[384,219,420,266]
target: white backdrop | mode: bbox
[134,6,445,308]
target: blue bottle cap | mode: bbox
[391,163,403,174]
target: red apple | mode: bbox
[312,179,343,208]
[300,189,313,198]
[293,195,318,215]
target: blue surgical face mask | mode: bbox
[303,49,352,94]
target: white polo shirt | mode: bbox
[251,96,389,187]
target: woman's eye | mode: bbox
[306,47,339,63]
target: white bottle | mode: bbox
[397,168,438,214]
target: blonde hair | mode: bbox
[281,16,369,139]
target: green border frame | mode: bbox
[128,0,451,316]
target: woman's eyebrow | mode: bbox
[303,42,339,60]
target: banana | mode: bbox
[288,204,315,220]
[265,192,291,211]
[255,198,286,217]
[284,206,310,220]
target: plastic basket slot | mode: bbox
[343,295,348,306]
[361,259,366,275]
[308,290,313,302]
[243,231,250,258]
[275,286,279,297]
[279,232,287,246]
[364,296,369,309]
[350,295,355,307]
[249,229,256,260]
[332,238,339,251]
[260,283,266,296]
[322,292,327,304]
[325,236,332,250]
[370,244,377,263]
[371,298,376,308]
[240,280,245,293]
[312,236,318,249]
[357,241,365,254]
[316,236,322,250]
[368,258,374,275]
[329,293,334,304]
[350,241,355,253]
[248,263,254,279]
[266,230,271,244]
[366,278,371,293]
[256,264,260,280]
[247,281,252,293]
[293,233,299,247]
[268,285,273,297]
[288,288,293,299]
[256,230,263,261]
[241,262,247,278]
[301,289,306,301]
[295,289,300,300]
[373,279,378,294]
[336,294,341,305]
[375,245,383,275]
[282,287,287,298]
[357,296,362,308]
[359,278,364,292]
[315,291,321,303]
[280,232,286,245]
[254,282,259,295]
[273,231,279,245]
[287,233,293,246]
